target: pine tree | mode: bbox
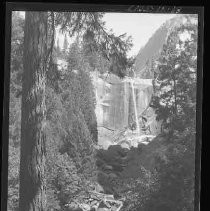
[16,11,134,210]
[151,19,197,136]
[146,16,198,211]
[19,12,48,211]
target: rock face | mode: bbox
[91,72,156,129]
[91,72,129,130]
[91,71,160,149]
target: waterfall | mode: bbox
[92,71,157,149]
[130,80,140,135]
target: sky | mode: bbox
[56,13,176,57]
[19,11,176,57]
[103,13,176,57]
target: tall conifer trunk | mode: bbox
[19,12,48,211]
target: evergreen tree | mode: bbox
[43,41,98,210]
[146,15,198,211]
[12,11,134,211]
[151,18,197,136]
[19,12,48,211]
[57,12,133,77]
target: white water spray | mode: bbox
[130,80,140,135]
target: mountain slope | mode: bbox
[134,14,190,78]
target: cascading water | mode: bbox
[92,71,158,150]
[130,79,140,135]
[90,71,159,210]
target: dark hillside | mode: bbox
[134,15,188,77]
[134,23,169,75]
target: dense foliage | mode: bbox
[147,15,197,211]
[55,12,133,77]
[8,12,98,211]
[8,12,198,211]
[151,16,197,136]
[96,145,159,211]
[95,15,198,211]
[8,11,132,211]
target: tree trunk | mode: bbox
[19,12,48,211]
